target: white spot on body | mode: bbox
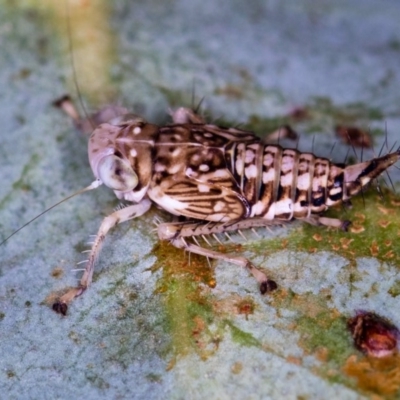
[297,173,310,191]
[171,147,182,157]
[326,188,341,206]
[213,201,226,212]
[251,200,266,217]
[281,155,294,173]
[154,163,166,172]
[262,169,275,184]
[274,198,293,217]
[185,167,198,178]
[198,184,210,192]
[236,158,244,174]
[263,153,274,167]
[245,150,255,163]
[205,168,230,179]
[133,127,141,135]
[130,148,137,157]
[280,171,293,187]
[199,164,210,172]
[245,164,257,179]
[191,154,201,163]
[329,187,342,197]
[168,163,182,174]
[263,203,275,220]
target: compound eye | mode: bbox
[97,155,138,191]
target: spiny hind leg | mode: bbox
[169,237,277,294]
[53,199,152,315]
[157,218,283,294]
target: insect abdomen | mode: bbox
[233,143,400,222]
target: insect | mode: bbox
[48,96,400,315]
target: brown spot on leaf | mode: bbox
[231,362,243,374]
[354,212,366,222]
[208,278,217,288]
[286,355,302,365]
[384,250,395,259]
[51,267,64,279]
[312,233,323,241]
[335,125,373,148]
[378,220,391,229]
[340,238,353,249]
[350,224,365,234]
[236,299,255,320]
[343,354,400,396]
[377,206,390,215]
[370,241,379,257]
[287,107,310,121]
[314,346,329,362]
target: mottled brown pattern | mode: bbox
[52,99,400,313]
[293,153,314,218]
[254,146,282,218]
[311,158,329,213]
[89,118,399,223]
[274,149,299,220]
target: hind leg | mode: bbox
[157,218,283,294]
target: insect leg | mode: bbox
[53,198,152,315]
[300,215,351,231]
[170,236,277,294]
[158,218,284,294]
[54,95,129,134]
[170,107,206,124]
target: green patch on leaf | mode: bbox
[225,320,261,348]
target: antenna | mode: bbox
[0,180,102,247]
[65,0,95,130]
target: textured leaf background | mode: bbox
[1,1,400,398]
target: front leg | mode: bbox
[53,199,152,315]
